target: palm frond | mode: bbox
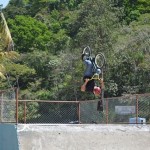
[0,65,5,79]
[0,72,6,79]
[0,51,19,60]
[0,12,14,51]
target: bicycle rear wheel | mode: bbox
[82,46,91,57]
[95,53,105,68]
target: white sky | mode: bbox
[0,0,10,8]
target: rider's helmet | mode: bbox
[93,86,101,96]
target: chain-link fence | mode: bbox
[18,100,79,124]
[0,88,16,123]
[17,94,150,124]
[0,89,149,124]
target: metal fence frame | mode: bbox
[16,93,150,124]
[17,100,80,124]
[0,88,150,124]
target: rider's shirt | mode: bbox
[83,76,95,92]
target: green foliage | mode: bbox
[18,101,40,123]
[0,51,19,80]
[5,63,35,77]
[36,89,53,100]
[105,81,118,97]
[7,15,53,52]
[70,0,116,57]
[7,14,71,54]
[1,0,150,100]
[21,51,60,78]
[108,13,150,95]
[137,0,150,13]
[4,62,36,89]
[110,0,149,24]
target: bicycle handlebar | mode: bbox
[89,74,102,81]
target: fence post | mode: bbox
[106,98,108,124]
[78,102,80,123]
[24,101,27,123]
[136,95,139,124]
[15,88,18,124]
[0,92,4,122]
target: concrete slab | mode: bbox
[17,124,150,150]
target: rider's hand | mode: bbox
[85,78,89,83]
[81,78,89,92]
[100,78,103,83]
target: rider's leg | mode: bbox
[82,53,90,61]
[83,59,93,77]
[92,59,102,75]
[91,58,101,75]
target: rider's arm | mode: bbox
[81,79,89,92]
[100,78,104,89]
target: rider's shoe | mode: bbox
[81,53,88,61]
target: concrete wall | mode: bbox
[17,124,150,150]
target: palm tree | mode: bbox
[0,11,18,79]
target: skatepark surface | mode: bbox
[17,124,150,150]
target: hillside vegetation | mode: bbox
[0,0,150,100]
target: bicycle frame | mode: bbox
[90,74,102,81]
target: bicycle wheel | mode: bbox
[82,46,91,57]
[95,53,105,68]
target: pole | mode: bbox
[136,95,138,124]
[0,93,4,122]
[15,88,18,124]
[101,68,104,102]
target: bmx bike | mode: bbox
[82,46,106,80]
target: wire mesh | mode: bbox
[80,100,105,124]
[106,96,137,124]
[138,95,150,123]
[18,101,79,124]
[1,91,149,124]
[0,89,16,123]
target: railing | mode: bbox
[0,89,150,124]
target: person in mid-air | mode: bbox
[80,53,104,96]
[81,53,104,111]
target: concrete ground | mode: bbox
[17,124,150,150]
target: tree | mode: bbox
[7,15,53,53]
[109,13,150,95]
[70,0,117,55]
[0,11,19,79]
[110,0,150,24]
[3,62,35,88]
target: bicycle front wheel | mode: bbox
[82,46,91,57]
[95,53,105,68]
